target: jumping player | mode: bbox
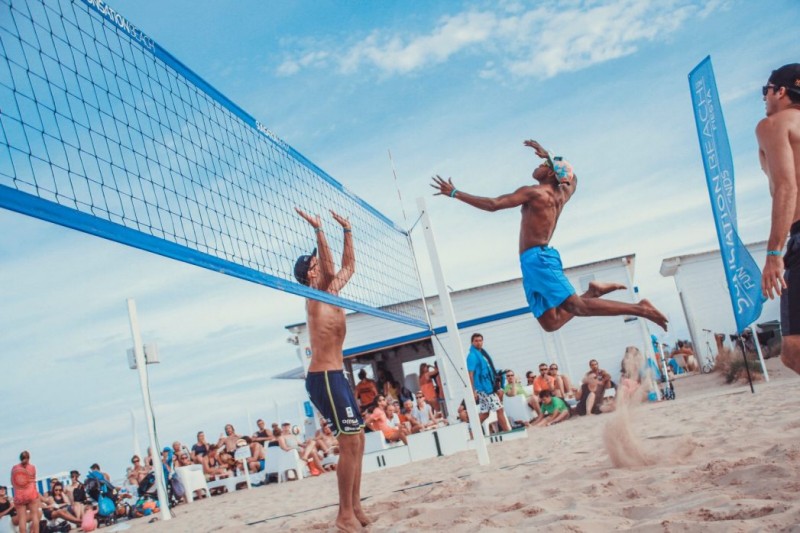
[295,208,367,532]
[431,139,668,332]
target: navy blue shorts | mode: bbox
[306,370,364,436]
[782,222,800,335]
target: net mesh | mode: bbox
[0,0,427,328]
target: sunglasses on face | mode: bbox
[762,84,778,96]
[539,369,547,372]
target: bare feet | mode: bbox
[354,506,371,527]
[586,281,626,298]
[639,299,668,330]
[335,515,363,532]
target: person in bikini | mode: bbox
[295,207,368,532]
[10,451,41,533]
[431,139,668,332]
[757,63,800,375]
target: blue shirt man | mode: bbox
[466,333,510,432]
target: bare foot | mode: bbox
[639,299,668,330]
[354,507,371,527]
[336,515,363,532]
[586,281,626,298]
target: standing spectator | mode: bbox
[355,368,379,411]
[418,363,440,414]
[533,363,554,395]
[11,451,41,533]
[466,333,510,432]
[503,369,542,418]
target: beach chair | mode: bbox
[503,394,534,426]
[273,449,306,482]
[175,464,210,503]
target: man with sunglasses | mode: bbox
[503,369,542,419]
[757,63,800,376]
[432,139,668,332]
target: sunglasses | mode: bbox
[539,369,547,372]
[549,367,558,371]
[762,84,779,96]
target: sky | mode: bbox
[1,0,797,482]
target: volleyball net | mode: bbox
[0,0,428,328]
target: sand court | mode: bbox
[128,358,800,532]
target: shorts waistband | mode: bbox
[306,369,344,377]
[791,220,800,236]
[520,244,552,257]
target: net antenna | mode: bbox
[0,0,426,328]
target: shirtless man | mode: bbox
[431,140,668,331]
[757,63,800,375]
[295,207,367,532]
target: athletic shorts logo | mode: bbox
[346,406,354,418]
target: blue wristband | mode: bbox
[767,250,782,256]
[343,229,351,233]
[449,189,458,198]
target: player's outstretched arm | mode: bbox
[327,210,355,294]
[431,175,536,212]
[295,207,336,288]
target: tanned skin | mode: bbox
[431,139,668,331]
[296,208,368,532]
[757,82,800,374]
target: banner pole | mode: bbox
[739,336,755,394]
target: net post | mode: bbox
[416,197,489,466]
[749,324,769,382]
[126,299,172,520]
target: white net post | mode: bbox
[416,197,489,466]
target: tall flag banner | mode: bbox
[689,56,765,333]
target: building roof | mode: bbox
[659,241,767,277]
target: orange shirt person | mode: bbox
[532,363,554,395]
[354,369,378,409]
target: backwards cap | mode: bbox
[769,63,800,94]
[293,248,317,285]
[544,153,575,184]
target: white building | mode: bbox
[286,253,662,414]
[660,241,779,367]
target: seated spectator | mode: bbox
[202,444,229,482]
[267,428,282,448]
[172,440,190,460]
[533,363,555,395]
[410,392,439,431]
[366,396,409,444]
[217,424,241,454]
[65,470,88,508]
[0,485,19,529]
[252,419,273,447]
[240,436,265,473]
[175,450,193,468]
[355,369,379,412]
[126,455,149,485]
[548,364,576,399]
[457,400,469,423]
[575,374,605,416]
[503,369,541,419]
[89,463,111,482]
[314,420,339,458]
[40,482,83,526]
[673,341,698,372]
[279,423,323,476]
[584,359,605,381]
[402,399,424,433]
[191,431,209,463]
[532,390,570,427]
[598,370,617,411]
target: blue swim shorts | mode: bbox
[305,370,365,436]
[520,245,576,318]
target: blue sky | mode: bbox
[1,0,797,481]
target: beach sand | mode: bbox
[129,359,800,532]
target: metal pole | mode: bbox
[621,259,659,397]
[749,326,770,382]
[416,197,489,466]
[739,336,755,394]
[126,299,171,520]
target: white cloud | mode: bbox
[277,1,722,79]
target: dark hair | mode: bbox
[471,333,483,341]
[197,431,204,438]
[90,463,100,470]
[539,389,552,399]
[131,455,139,463]
[19,451,29,461]
[70,470,79,478]
[769,63,800,103]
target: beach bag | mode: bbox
[97,494,115,517]
[170,476,185,499]
[81,509,97,532]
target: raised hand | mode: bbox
[430,175,456,197]
[330,210,351,230]
[295,207,321,229]
[523,139,550,160]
